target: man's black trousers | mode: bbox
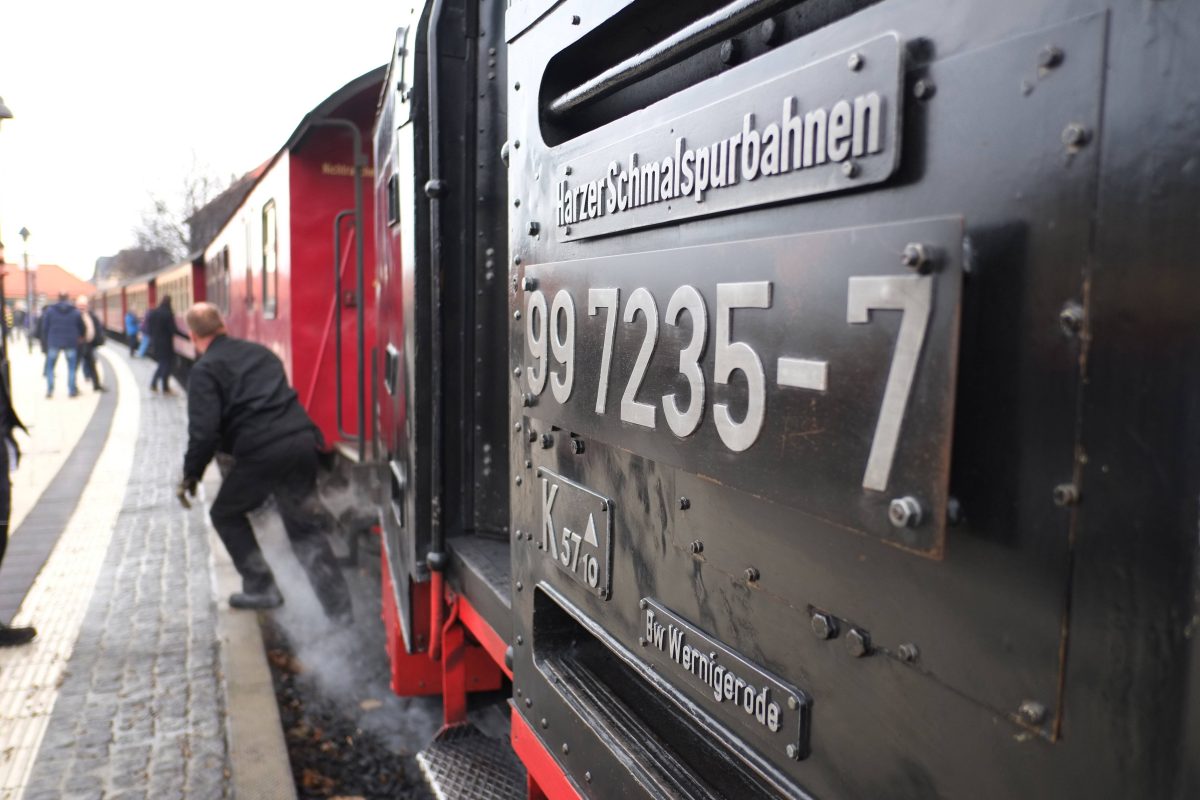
[209,431,351,618]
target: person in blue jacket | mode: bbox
[36,293,85,398]
[124,309,139,357]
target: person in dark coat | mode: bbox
[37,292,85,398]
[146,296,187,394]
[74,296,106,393]
[0,353,35,646]
[176,302,351,620]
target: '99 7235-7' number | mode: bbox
[524,277,931,492]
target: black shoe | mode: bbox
[95,385,107,392]
[0,624,37,646]
[229,587,284,610]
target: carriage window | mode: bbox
[244,218,255,310]
[386,174,400,226]
[262,200,278,319]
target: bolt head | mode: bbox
[678,496,691,510]
[527,221,540,236]
[841,160,859,178]
[889,496,924,528]
[901,242,931,272]
[913,78,936,100]
[846,628,870,658]
[1018,700,1047,726]
[719,39,738,65]
[639,599,648,610]
[811,612,837,640]
[898,642,920,663]
[570,438,585,455]
[1061,123,1090,148]
[744,567,760,583]
[786,744,798,759]
[946,496,965,526]
[760,18,779,45]
[847,52,864,71]
[1053,483,1079,506]
[787,696,799,710]
[540,433,554,449]
[1038,45,1064,69]
[689,540,704,554]
[1058,302,1084,336]
[571,14,581,24]
[522,276,537,291]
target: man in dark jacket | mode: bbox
[176,302,351,619]
[0,349,36,645]
[37,292,84,398]
[74,296,106,392]
[147,295,187,394]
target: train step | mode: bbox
[416,722,527,800]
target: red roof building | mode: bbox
[1,264,94,310]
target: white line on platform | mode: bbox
[0,348,140,800]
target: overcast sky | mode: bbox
[0,0,405,279]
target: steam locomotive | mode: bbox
[110,0,1200,796]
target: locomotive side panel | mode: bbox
[506,1,1200,798]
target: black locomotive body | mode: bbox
[374,0,1200,797]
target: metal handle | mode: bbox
[547,0,791,117]
[333,209,355,441]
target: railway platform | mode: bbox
[0,343,295,800]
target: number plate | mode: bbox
[536,468,614,598]
[522,218,962,556]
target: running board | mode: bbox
[416,723,526,800]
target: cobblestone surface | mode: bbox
[22,359,230,800]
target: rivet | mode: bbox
[719,39,738,65]
[514,421,522,430]
[515,476,523,486]
[898,642,920,663]
[1061,123,1090,149]
[524,459,532,469]
[1018,700,1047,726]
[689,540,703,554]
[1038,45,1064,69]
[564,165,573,175]
[516,635,524,645]
[585,771,592,783]
[639,599,648,610]
[513,198,520,208]
[514,81,521,91]
[513,367,522,377]
[562,743,570,755]
[1052,483,1080,507]
[787,696,799,710]
[847,52,864,71]
[540,433,553,449]
[525,697,532,707]
[516,688,522,696]
[678,496,691,510]
[528,221,540,236]
[571,14,581,24]
[913,78,936,100]
[846,628,870,658]
[513,309,522,320]
[516,581,523,591]
[638,637,647,646]
[744,567,760,583]
[540,717,548,729]
[841,160,859,178]
[1058,301,1084,336]
[811,612,837,640]
[786,744,798,760]
[888,496,923,528]
[513,140,520,149]
[946,496,965,526]
[513,255,522,265]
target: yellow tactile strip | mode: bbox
[0,348,139,799]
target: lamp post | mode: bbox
[0,98,11,381]
[19,227,31,348]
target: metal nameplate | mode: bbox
[641,599,811,761]
[535,468,613,599]
[521,217,962,556]
[554,33,903,240]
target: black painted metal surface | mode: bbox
[503,0,1200,797]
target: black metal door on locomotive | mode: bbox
[507,0,1200,798]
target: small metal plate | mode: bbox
[534,468,614,598]
[523,217,962,556]
[640,599,811,760]
[553,33,903,240]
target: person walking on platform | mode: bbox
[124,309,139,357]
[146,295,186,394]
[175,302,352,621]
[0,352,35,646]
[37,292,84,398]
[74,296,106,393]
[136,310,152,358]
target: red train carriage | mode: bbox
[204,68,383,456]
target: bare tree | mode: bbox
[130,157,230,266]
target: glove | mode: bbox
[176,477,198,509]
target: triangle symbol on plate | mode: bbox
[583,514,599,547]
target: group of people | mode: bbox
[34,293,186,398]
